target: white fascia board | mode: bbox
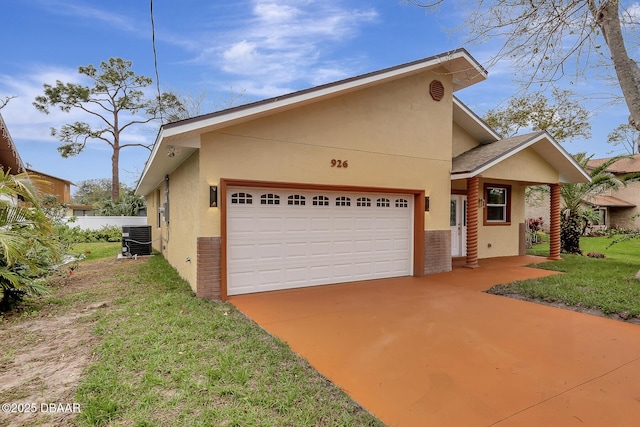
[136,128,164,192]
[452,97,501,143]
[162,51,486,139]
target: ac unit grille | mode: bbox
[122,226,152,256]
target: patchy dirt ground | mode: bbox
[0,257,143,427]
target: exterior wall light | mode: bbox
[210,186,218,207]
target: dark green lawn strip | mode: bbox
[490,236,640,318]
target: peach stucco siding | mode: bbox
[482,148,560,184]
[138,51,587,298]
[452,122,479,158]
[198,70,454,237]
[150,153,201,292]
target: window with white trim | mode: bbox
[484,185,511,224]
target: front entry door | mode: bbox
[450,195,467,257]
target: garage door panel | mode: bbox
[335,217,354,231]
[227,187,414,295]
[256,218,283,233]
[285,267,307,282]
[286,242,308,258]
[334,240,354,255]
[286,217,308,232]
[394,238,411,250]
[309,264,332,280]
[257,243,284,260]
[228,244,256,262]
[355,239,374,253]
[258,268,283,286]
[311,217,331,231]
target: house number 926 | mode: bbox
[331,159,348,168]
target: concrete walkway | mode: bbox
[230,256,640,426]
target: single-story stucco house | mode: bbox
[135,48,590,300]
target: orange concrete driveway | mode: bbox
[230,256,640,426]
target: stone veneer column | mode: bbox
[466,176,480,268]
[548,183,562,260]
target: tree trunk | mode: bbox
[111,147,119,200]
[561,213,583,255]
[592,0,640,131]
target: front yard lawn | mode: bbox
[0,244,382,427]
[488,236,640,320]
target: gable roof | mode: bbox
[584,194,635,208]
[451,131,591,183]
[136,48,488,195]
[26,168,74,185]
[586,154,640,174]
[0,113,26,175]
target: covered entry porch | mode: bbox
[450,131,591,267]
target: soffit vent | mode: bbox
[430,80,445,101]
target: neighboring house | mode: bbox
[585,155,640,230]
[23,168,96,215]
[1,114,97,216]
[25,168,73,203]
[526,155,640,232]
[136,49,590,301]
[0,113,26,176]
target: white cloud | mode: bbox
[193,0,379,96]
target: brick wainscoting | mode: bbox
[424,230,452,275]
[196,237,221,300]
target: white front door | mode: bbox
[450,195,467,257]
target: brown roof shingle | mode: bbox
[451,131,545,174]
[586,154,640,174]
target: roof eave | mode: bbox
[137,49,488,195]
[452,97,501,144]
[451,132,591,184]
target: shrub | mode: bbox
[527,217,544,231]
[55,224,122,244]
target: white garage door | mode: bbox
[226,187,414,295]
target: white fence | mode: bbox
[64,216,148,230]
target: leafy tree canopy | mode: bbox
[483,88,591,142]
[607,123,640,155]
[409,1,640,132]
[33,58,185,200]
[94,191,146,217]
[72,178,132,205]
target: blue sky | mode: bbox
[0,0,635,193]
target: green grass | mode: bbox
[74,255,382,427]
[490,235,640,318]
[70,242,122,261]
